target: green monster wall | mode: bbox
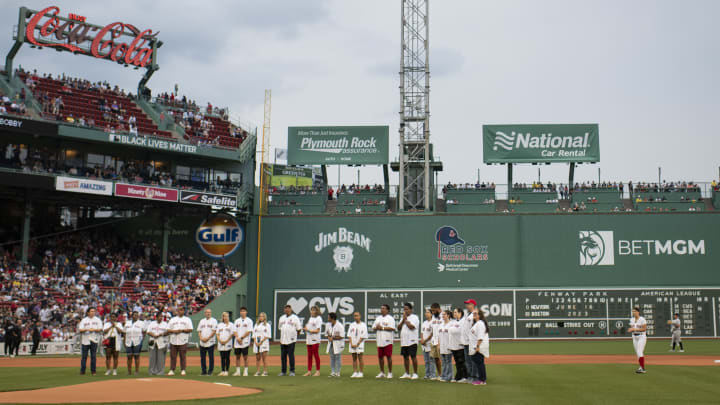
[244,213,720,316]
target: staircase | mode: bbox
[495,199,509,212]
[622,199,634,211]
[558,199,571,211]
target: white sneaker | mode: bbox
[386,373,393,379]
[399,373,410,379]
[232,369,241,376]
[167,370,175,376]
[105,370,111,376]
[112,370,117,376]
[351,372,358,378]
[243,368,248,376]
[375,372,385,379]
[357,372,364,378]
[668,349,675,352]
[181,370,186,376]
[411,373,419,380]
[679,349,684,352]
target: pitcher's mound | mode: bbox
[0,378,261,403]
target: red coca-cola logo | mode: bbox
[25,6,159,68]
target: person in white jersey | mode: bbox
[461,298,478,381]
[233,307,254,376]
[78,308,103,375]
[429,303,443,378]
[372,304,396,379]
[438,310,453,382]
[302,306,323,376]
[197,308,218,376]
[628,306,647,374]
[278,305,302,376]
[216,312,235,376]
[419,309,437,380]
[167,306,193,376]
[450,308,468,382]
[102,312,123,376]
[469,309,490,385]
[327,312,345,377]
[253,312,271,376]
[124,311,145,375]
[145,312,168,376]
[348,311,368,378]
[398,302,420,379]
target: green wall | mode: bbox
[245,213,720,315]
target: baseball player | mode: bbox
[253,312,271,376]
[302,306,323,376]
[167,306,193,376]
[398,302,420,379]
[216,312,235,376]
[372,304,396,379]
[668,313,684,352]
[124,311,145,375]
[348,311,368,378]
[197,309,218,376]
[233,307,254,376]
[628,306,647,374]
[420,309,437,380]
[77,308,103,375]
[277,305,302,376]
[327,312,345,377]
[102,312,123,375]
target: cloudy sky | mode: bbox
[3,0,719,189]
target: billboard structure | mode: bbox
[483,124,600,164]
[287,126,389,165]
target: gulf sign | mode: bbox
[196,214,244,259]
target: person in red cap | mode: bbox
[462,298,478,383]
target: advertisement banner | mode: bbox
[274,290,366,340]
[179,190,237,208]
[269,164,315,187]
[0,341,79,355]
[483,124,600,163]
[108,133,197,154]
[0,114,58,136]
[55,176,113,196]
[114,183,178,202]
[287,126,389,165]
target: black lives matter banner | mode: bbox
[274,288,720,340]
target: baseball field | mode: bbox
[0,340,717,404]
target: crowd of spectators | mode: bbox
[328,184,386,200]
[0,142,240,194]
[0,230,239,350]
[0,90,28,116]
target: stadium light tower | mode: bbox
[398,0,432,211]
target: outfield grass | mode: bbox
[1,340,718,404]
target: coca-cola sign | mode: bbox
[23,6,160,68]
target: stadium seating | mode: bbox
[163,104,246,149]
[571,189,624,212]
[268,192,326,215]
[336,192,388,213]
[633,188,703,212]
[19,72,172,138]
[445,189,496,213]
[507,190,559,213]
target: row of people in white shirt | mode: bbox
[77,309,272,353]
